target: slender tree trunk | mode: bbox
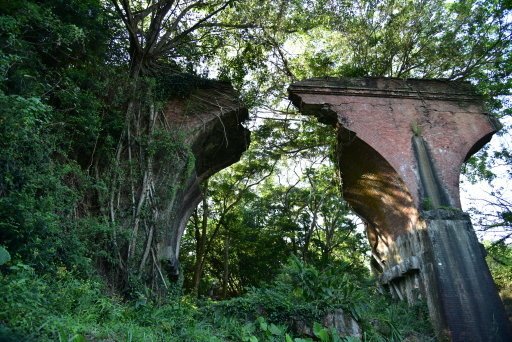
[222,233,230,299]
[192,181,209,296]
[323,224,334,263]
[302,209,318,262]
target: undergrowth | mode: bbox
[0,257,434,342]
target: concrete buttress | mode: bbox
[158,81,249,279]
[288,77,511,341]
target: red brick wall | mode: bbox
[289,78,497,209]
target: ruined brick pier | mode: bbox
[289,78,511,341]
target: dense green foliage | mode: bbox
[0,0,117,277]
[486,242,512,316]
[1,0,511,340]
[179,119,369,298]
[0,258,433,341]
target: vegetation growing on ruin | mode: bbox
[1,0,511,341]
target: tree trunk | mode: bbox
[192,181,209,296]
[302,208,318,262]
[222,233,230,299]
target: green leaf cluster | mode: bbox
[0,0,121,278]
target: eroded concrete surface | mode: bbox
[289,77,511,341]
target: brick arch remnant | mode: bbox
[289,77,511,341]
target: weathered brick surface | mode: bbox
[290,78,497,209]
[289,77,510,341]
[159,82,249,277]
